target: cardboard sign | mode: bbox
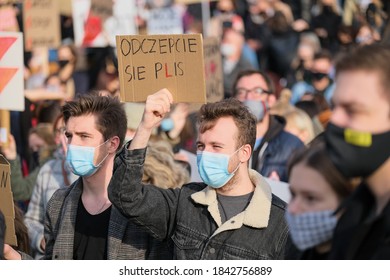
[23,0,61,51]
[116,34,206,103]
[188,37,223,113]
[72,0,137,47]
[0,32,24,111]
[0,110,10,148]
[0,155,17,246]
[203,37,223,103]
[147,6,183,35]
[59,0,73,16]
[0,5,20,32]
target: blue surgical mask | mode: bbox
[243,100,268,122]
[196,148,242,188]
[285,210,337,251]
[160,118,174,132]
[66,140,109,177]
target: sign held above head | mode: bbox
[116,34,206,104]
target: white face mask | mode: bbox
[220,43,235,57]
[223,60,238,74]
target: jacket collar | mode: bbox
[262,115,286,144]
[191,169,272,235]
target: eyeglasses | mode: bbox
[235,87,272,98]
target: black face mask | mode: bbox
[311,71,328,81]
[303,69,312,84]
[325,122,390,178]
[323,5,333,14]
[32,151,40,166]
[58,60,70,69]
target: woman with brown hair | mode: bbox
[285,138,356,259]
[0,122,58,203]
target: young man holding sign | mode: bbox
[3,93,171,260]
[109,89,292,259]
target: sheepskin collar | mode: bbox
[191,169,272,236]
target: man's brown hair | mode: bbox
[232,69,275,96]
[335,44,390,104]
[198,98,257,152]
[62,92,127,151]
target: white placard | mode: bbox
[0,32,24,111]
[72,0,137,47]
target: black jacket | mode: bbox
[329,183,390,259]
[109,146,292,259]
[252,115,304,182]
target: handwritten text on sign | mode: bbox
[23,0,61,50]
[203,37,223,103]
[116,34,206,103]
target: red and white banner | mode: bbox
[0,32,24,111]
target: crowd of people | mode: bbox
[1,0,390,260]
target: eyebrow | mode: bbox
[331,96,364,110]
[196,140,225,147]
[65,130,93,137]
[289,186,318,196]
[338,101,364,111]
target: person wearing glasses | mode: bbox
[233,69,304,182]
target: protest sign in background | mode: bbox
[0,32,24,112]
[23,0,61,51]
[72,0,137,47]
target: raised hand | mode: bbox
[141,88,173,131]
[129,88,173,150]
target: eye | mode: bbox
[254,87,270,95]
[345,108,356,117]
[254,88,264,94]
[235,88,247,96]
[305,194,317,204]
[196,143,204,151]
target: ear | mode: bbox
[239,144,252,163]
[108,136,120,153]
[267,94,277,108]
[299,130,309,144]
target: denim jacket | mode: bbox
[108,146,292,260]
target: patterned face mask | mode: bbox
[285,210,338,251]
